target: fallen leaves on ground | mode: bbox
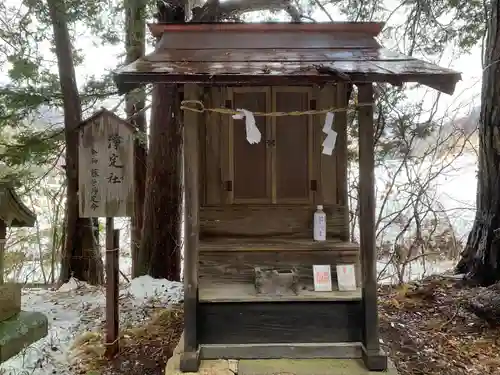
[379,276,500,375]
[73,306,183,375]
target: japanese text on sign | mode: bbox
[78,111,135,218]
[90,148,100,210]
[107,133,124,184]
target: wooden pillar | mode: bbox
[357,83,387,371]
[0,220,6,284]
[180,83,201,372]
[105,218,119,358]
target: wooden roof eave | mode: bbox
[0,183,36,227]
[113,70,461,96]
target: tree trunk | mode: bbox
[135,1,184,280]
[137,84,182,280]
[48,0,104,285]
[456,1,500,285]
[124,0,147,279]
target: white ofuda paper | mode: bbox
[336,264,357,291]
[313,265,333,292]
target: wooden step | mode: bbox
[199,281,361,302]
[200,204,348,239]
[199,239,360,289]
[199,238,359,253]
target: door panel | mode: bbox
[273,88,313,203]
[225,87,313,205]
[230,88,271,203]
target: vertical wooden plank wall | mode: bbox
[312,84,351,241]
[357,83,387,371]
[204,87,222,205]
[181,83,201,372]
[313,84,337,206]
[335,83,350,241]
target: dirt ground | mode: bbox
[77,276,500,375]
[379,275,500,375]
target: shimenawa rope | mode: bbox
[180,99,373,117]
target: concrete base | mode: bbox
[0,311,49,363]
[165,333,237,375]
[165,333,398,375]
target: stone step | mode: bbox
[165,334,398,375]
[237,359,398,375]
[165,358,398,375]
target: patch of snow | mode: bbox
[129,275,183,303]
[0,276,183,375]
[56,277,83,293]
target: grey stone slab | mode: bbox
[165,355,235,375]
[0,311,48,363]
[238,359,398,375]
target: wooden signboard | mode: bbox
[78,109,135,218]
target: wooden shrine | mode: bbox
[113,22,461,372]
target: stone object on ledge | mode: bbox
[0,283,21,321]
[254,267,300,295]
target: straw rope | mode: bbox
[180,99,373,117]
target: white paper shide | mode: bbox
[322,112,337,155]
[313,265,333,292]
[232,108,261,144]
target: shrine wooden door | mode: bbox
[226,87,314,205]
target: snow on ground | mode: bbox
[0,276,183,375]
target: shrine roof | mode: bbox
[0,182,36,227]
[113,22,461,95]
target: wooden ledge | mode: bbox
[199,282,361,302]
[199,238,359,253]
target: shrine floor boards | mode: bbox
[165,333,398,375]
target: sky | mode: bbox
[1,0,484,124]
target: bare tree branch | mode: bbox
[313,0,334,22]
[192,0,303,22]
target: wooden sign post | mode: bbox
[78,108,135,358]
[78,109,135,219]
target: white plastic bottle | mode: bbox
[313,205,327,241]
